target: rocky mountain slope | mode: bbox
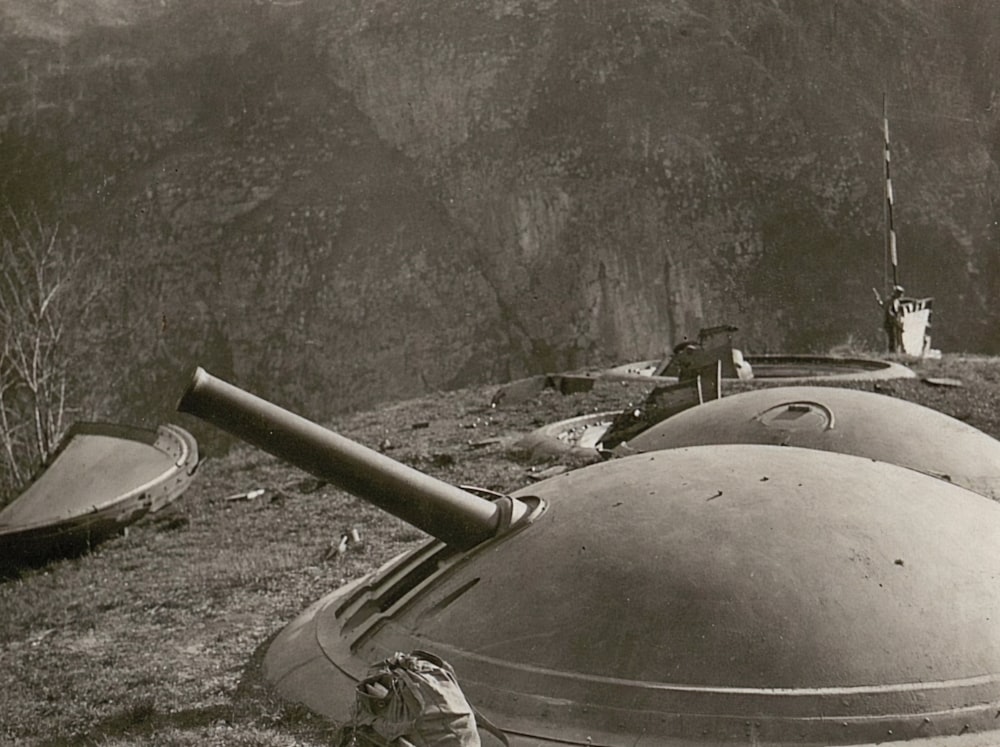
[2,0,998,426]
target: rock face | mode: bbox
[2,0,999,420]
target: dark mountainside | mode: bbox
[2,0,999,430]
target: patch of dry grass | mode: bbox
[1,357,998,744]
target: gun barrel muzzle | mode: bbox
[178,367,519,550]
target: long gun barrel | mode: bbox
[177,367,525,550]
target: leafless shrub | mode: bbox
[0,208,100,503]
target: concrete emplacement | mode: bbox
[603,353,916,384]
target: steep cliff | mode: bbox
[1,0,998,423]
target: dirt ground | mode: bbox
[1,354,999,746]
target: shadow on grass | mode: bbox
[0,550,89,582]
[229,627,342,740]
[35,701,233,746]
[37,629,340,746]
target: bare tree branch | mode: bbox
[0,206,94,502]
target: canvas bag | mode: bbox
[342,650,508,747]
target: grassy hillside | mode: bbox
[2,353,1000,744]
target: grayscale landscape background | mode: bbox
[3,0,999,431]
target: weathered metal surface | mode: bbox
[655,343,751,380]
[177,367,527,550]
[261,445,1000,746]
[510,411,619,461]
[620,385,1000,499]
[601,376,708,449]
[0,422,199,564]
[178,371,1000,745]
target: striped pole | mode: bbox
[883,94,899,289]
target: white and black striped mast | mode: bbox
[882,93,899,292]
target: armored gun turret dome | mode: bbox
[264,445,1000,746]
[621,385,1000,499]
[178,370,1000,746]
